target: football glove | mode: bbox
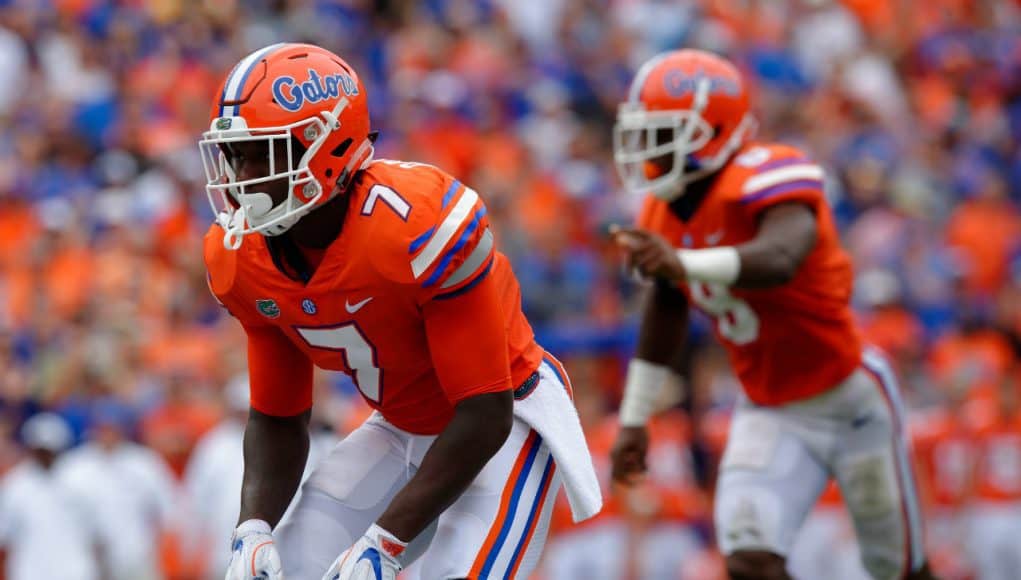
[321,523,406,580]
[224,519,284,580]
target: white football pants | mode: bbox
[714,348,926,580]
[276,359,568,580]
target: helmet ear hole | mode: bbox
[331,137,353,158]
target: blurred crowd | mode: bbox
[1,0,1021,578]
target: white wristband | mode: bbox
[676,247,740,284]
[620,359,671,427]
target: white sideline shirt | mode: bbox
[58,442,178,580]
[0,459,100,580]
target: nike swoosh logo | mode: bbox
[345,296,373,314]
[851,414,872,429]
[356,548,383,579]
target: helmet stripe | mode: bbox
[219,43,287,117]
[627,52,671,104]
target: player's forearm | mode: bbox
[620,280,688,426]
[635,279,689,370]
[377,390,514,541]
[238,408,311,527]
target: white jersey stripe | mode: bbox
[411,187,479,278]
[742,164,825,196]
[440,228,493,289]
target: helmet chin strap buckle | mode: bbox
[220,208,246,250]
[219,190,278,250]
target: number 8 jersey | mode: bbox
[637,142,863,406]
[204,160,544,434]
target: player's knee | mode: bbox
[725,550,791,580]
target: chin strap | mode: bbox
[218,208,245,250]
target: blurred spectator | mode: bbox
[0,412,102,580]
[181,375,250,580]
[543,402,711,579]
[57,401,178,580]
[910,397,976,579]
[964,373,1021,580]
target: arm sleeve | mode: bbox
[245,322,315,416]
[422,271,513,404]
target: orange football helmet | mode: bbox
[198,43,374,249]
[614,49,756,201]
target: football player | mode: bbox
[199,43,600,580]
[608,50,936,580]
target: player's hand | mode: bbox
[609,225,686,281]
[225,519,284,580]
[611,425,650,485]
[321,523,406,580]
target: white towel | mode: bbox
[513,360,603,522]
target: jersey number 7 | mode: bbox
[296,324,382,403]
[292,178,412,404]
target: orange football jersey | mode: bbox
[205,160,544,434]
[638,142,863,406]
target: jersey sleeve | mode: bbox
[365,163,496,302]
[204,223,314,416]
[408,179,495,301]
[736,146,827,216]
[422,269,513,403]
[245,321,315,416]
[204,224,240,314]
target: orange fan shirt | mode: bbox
[205,160,544,434]
[909,408,974,509]
[969,407,1021,503]
[638,142,863,406]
